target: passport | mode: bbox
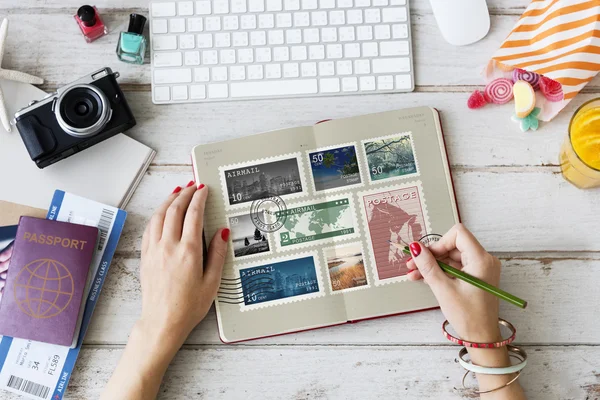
[0,217,98,347]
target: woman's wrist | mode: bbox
[132,318,187,364]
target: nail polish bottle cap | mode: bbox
[127,13,147,35]
[77,5,97,27]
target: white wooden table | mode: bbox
[4,0,600,398]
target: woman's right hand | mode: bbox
[406,223,502,343]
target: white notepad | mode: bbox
[0,79,155,209]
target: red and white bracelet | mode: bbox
[442,319,516,348]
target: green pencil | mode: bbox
[393,243,527,309]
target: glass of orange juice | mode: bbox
[560,99,600,189]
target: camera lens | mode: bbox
[55,84,112,138]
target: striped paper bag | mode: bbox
[484,0,600,121]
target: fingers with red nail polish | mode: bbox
[172,186,182,194]
[186,180,195,188]
[197,183,205,190]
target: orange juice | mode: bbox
[560,99,600,189]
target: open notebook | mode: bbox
[192,107,459,343]
[0,79,155,209]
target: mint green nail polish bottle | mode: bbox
[116,14,147,65]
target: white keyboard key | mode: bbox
[291,46,308,60]
[259,14,275,28]
[304,28,320,43]
[395,74,412,89]
[195,0,211,14]
[301,62,317,76]
[188,18,203,32]
[154,51,183,67]
[362,42,378,57]
[321,27,337,42]
[249,0,265,12]
[380,41,409,56]
[231,79,318,97]
[214,0,230,13]
[372,57,410,73]
[329,10,345,25]
[153,35,178,50]
[286,29,302,44]
[230,65,246,80]
[220,49,236,63]
[256,47,272,62]
[274,46,290,61]
[374,25,390,40]
[232,0,247,12]
[382,7,407,23]
[354,59,370,74]
[339,26,355,41]
[212,66,228,81]
[285,0,301,10]
[248,65,264,79]
[268,30,285,44]
[320,77,340,92]
[184,51,200,65]
[250,31,267,45]
[241,15,257,29]
[355,0,370,5]
[152,2,176,17]
[154,86,170,101]
[344,43,360,58]
[153,19,168,33]
[223,16,239,30]
[326,44,342,58]
[338,0,353,7]
[276,13,293,27]
[312,11,327,26]
[392,24,408,38]
[320,0,335,8]
[194,67,210,81]
[347,9,362,24]
[336,60,352,75]
[154,68,192,84]
[266,64,282,78]
[172,85,188,100]
[180,34,195,49]
[208,84,229,98]
[377,75,393,90]
[302,0,318,9]
[356,26,372,40]
[205,17,221,31]
[365,9,380,23]
[170,18,186,33]
[267,0,283,11]
[202,50,218,64]
[215,32,231,47]
[342,76,358,91]
[294,12,310,26]
[232,32,249,46]
[390,0,406,4]
[373,0,387,4]
[197,33,213,48]
[283,63,299,77]
[318,61,334,76]
[309,44,325,59]
[360,76,375,90]
[238,48,254,62]
[178,1,194,15]
[190,85,207,99]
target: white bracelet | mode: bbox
[458,346,528,375]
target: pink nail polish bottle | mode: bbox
[74,5,108,43]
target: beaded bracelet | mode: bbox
[442,319,516,348]
[458,345,528,375]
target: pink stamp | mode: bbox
[358,181,431,285]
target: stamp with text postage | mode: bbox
[306,143,364,194]
[361,132,419,184]
[227,211,273,260]
[323,242,370,294]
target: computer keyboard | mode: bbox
[149,0,414,104]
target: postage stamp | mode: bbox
[361,132,419,183]
[219,153,308,208]
[358,181,431,285]
[306,143,364,193]
[323,242,369,294]
[237,251,325,311]
[227,212,273,260]
[271,196,360,250]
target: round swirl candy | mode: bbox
[484,78,514,104]
[512,68,540,90]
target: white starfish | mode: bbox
[0,18,43,132]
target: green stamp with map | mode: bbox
[274,198,358,248]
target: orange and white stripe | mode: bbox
[486,0,600,121]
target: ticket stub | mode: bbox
[0,190,126,400]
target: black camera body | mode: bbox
[14,68,136,169]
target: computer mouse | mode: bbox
[428,0,491,46]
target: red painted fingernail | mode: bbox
[409,242,421,257]
[197,183,205,190]
[172,186,182,194]
[186,180,195,187]
[221,228,230,241]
